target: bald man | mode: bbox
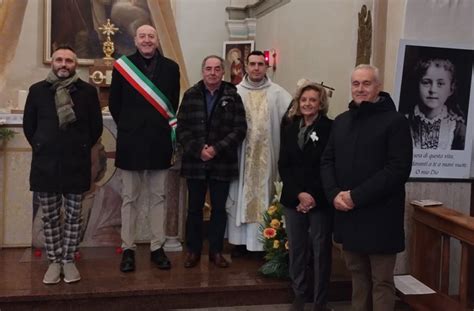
[109,24,180,272]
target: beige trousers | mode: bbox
[120,169,167,251]
[343,251,397,311]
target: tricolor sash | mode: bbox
[114,56,177,162]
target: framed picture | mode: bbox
[43,0,153,65]
[222,40,254,85]
[393,39,474,179]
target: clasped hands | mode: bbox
[333,190,354,212]
[200,144,216,161]
[296,192,315,213]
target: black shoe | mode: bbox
[312,304,334,311]
[151,248,171,270]
[120,249,135,272]
[290,296,306,311]
[230,245,248,258]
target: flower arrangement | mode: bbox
[259,181,289,279]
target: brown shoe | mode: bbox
[184,252,200,268]
[209,252,229,268]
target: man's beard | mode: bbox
[55,68,74,78]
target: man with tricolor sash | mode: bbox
[109,24,180,273]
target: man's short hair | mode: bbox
[201,55,224,71]
[53,45,76,54]
[52,45,77,62]
[246,50,265,63]
[352,64,380,83]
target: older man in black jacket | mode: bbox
[109,24,180,272]
[177,55,246,269]
[321,64,412,311]
[23,46,103,284]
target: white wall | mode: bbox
[383,0,406,94]
[174,0,231,85]
[255,0,373,118]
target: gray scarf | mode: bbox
[46,71,79,129]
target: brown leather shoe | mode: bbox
[184,252,200,268]
[209,253,229,268]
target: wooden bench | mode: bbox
[399,204,474,311]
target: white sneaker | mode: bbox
[43,263,61,284]
[63,262,81,283]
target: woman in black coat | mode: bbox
[279,81,333,311]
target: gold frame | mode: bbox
[43,0,154,65]
[222,40,254,84]
[43,0,94,65]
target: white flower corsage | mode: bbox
[309,131,319,142]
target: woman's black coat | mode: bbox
[279,115,332,210]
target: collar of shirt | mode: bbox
[204,88,219,119]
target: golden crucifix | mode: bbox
[98,19,119,60]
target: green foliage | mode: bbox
[259,181,289,279]
[0,128,16,142]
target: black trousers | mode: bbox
[185,178,230,254]
[284,206,333,305]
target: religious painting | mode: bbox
[44,0,153,65]
[223,40,254,85]
[393,40,474,179]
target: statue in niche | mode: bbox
[356,4,372,65]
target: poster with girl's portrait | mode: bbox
[394,40,474,179]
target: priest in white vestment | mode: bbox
[226,51,292,251]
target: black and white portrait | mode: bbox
[394,40,474,179]
[398,45,472,150]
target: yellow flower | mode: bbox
[273,240,280,249]
[270,219,281,229]
[267,205,278,215]
[285,241,289,250]
[263,228,277,239]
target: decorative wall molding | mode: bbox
[225,18,257,39]
[226,0,290,20]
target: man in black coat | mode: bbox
[23,46,103,284]
[177,55,246,268]
[321,64,413,311]
[109,25,180,272]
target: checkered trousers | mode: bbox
[38,192,83,263]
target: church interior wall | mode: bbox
[173,0,231,85]
[382,0,406,97]
[255,0,369,118]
